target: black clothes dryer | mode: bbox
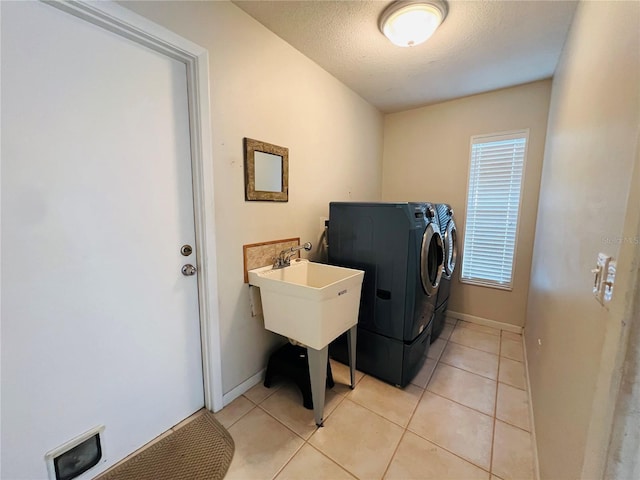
[328,202,444,387]
[432,203,458,341]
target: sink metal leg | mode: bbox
[307,345,328,427]
[347,326,357,389]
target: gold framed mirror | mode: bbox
[244,138,289,202]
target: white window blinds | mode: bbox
[461,130,528,290]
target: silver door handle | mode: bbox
[181,264,197,276]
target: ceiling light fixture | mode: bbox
[379,0,448,47]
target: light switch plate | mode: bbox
[604,260,616,302]
[593,253,612,305]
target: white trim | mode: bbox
[460,128,530,291]
[459,277,513,291]
[522,332,541,480]
[45,0,208,59]
[223,369,266,407]
[446,311,523,333]
[46,0,223,412]
[45,425,106,480]
[471,130,531,143]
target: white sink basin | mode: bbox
[248,259,364,350]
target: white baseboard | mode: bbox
[221,368,265,408]
[522,334,541,480]
[446,310,523,334]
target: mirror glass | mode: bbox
[244,138,288,202]
[254,151,283,192]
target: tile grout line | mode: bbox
[498,381,527,393]
[403,398,494,472]
[380,429,409,480]
[455,325,502,337]
[382,325,455,478]
[437,356,498,382]
[241,360,360,431]
[423,387,495,419]
[224,321,526,480]
[243,382,283,405]
[447,337,501,356]
[496,360,528,392]
[435,358,496,380]
[266,386,388,480]
[306,442,361,480]
[489,330,505,478]
[409,385,531,445]
[404,425,492,475]
[379,328,445,479]
[400,325,493,475]
[257,384,350,442]
[256,402,313,441]
[346,327,530,476]
[269,438,306,480]
[338,393,411,430]
[428,359,498,389]
[454,327,502,340]
[408,323,494,472]
[385,329,460,478]
[440,331,524,381]
[261,390,354,479]
[494,416,533,434]
[218,399,258,430]
[298,392,357,479]
[342,322,519,477]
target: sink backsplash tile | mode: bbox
[243,238,300,283]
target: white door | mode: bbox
[1,2,204,478]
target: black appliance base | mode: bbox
[430,300,448,343]
[330,321,432,387]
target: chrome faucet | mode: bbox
[273,242,312,269]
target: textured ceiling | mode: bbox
[233,0,578,113]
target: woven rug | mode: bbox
[97,411,234,480]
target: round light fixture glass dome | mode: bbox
[379,1,447,47]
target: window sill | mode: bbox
[460,278,513,291]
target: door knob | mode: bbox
[181,264,197,276]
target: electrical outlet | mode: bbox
[319,216,329,252]
[319,216,328,234]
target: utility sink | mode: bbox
[249,258,363,427]
[248,259,364,350]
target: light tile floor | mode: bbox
[215,319,535,480]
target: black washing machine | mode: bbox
[328,202,444,387]
[432,203,458,341]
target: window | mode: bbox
[461,130,529,290]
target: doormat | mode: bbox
[97,411,234,480]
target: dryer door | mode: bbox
[420,223,444,297]
[443,218,458,279]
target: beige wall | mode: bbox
[123,1,383,395]
[382,81,552,327]
[525,1,640,478]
